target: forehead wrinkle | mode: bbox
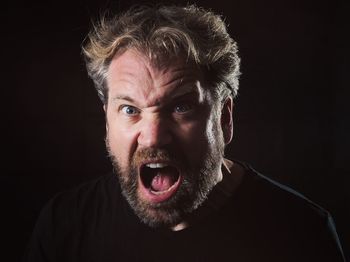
[108,49,205,109]
[151,65,201,94]
[138,75,202,109]
[158,72,185,89]
[108,49,152,81]
[145,64,201,106]
[132,61,183,107]
[147,84,201,109]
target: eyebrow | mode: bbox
[172,90,199,101]
[111,86,199,106]
[112,95,135,103]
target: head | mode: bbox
[82,4,240,228]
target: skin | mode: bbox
[104,49,235,229]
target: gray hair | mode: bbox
[82,4,240,104]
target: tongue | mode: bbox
[151,169,178,192]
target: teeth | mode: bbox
[146,163,168,169]
[151,188,171,195]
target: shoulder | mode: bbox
[52,172,119,206]
[235,162,332,228]
[230,161,345,261]
[234,162,322,210]
[23,172,125,261]
[38,172,123,232]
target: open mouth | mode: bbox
[138,162,181,203]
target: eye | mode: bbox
[174,102,194,114]
[120,105,140,115]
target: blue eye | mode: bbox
[174,103,193,113]
[121,105,140,115]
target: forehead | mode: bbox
[106,49,207,105]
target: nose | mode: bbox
[137,115,172,148]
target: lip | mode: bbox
[137,160,182,204]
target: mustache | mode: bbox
[105,136,188,171]
[133,147,182,167]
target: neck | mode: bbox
[170,159,244,231]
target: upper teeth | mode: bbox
[146,163,168,168]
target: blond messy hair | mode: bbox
[82,4,240,104]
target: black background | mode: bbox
[3,0,349,261]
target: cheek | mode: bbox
[106,119,138,163]
[175,118,213,156]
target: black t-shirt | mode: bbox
[23,164,345,261]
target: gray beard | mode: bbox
[106,125,225,228]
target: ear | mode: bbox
[221,96,234,145]
[103,104,109,132]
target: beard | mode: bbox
[106,120,225,228]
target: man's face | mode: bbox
[105,49,231,227]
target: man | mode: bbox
[24,5,345,261]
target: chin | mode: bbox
[106,136,224,228]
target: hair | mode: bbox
[82,4,240,105]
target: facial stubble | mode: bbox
[106,115,225,228]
